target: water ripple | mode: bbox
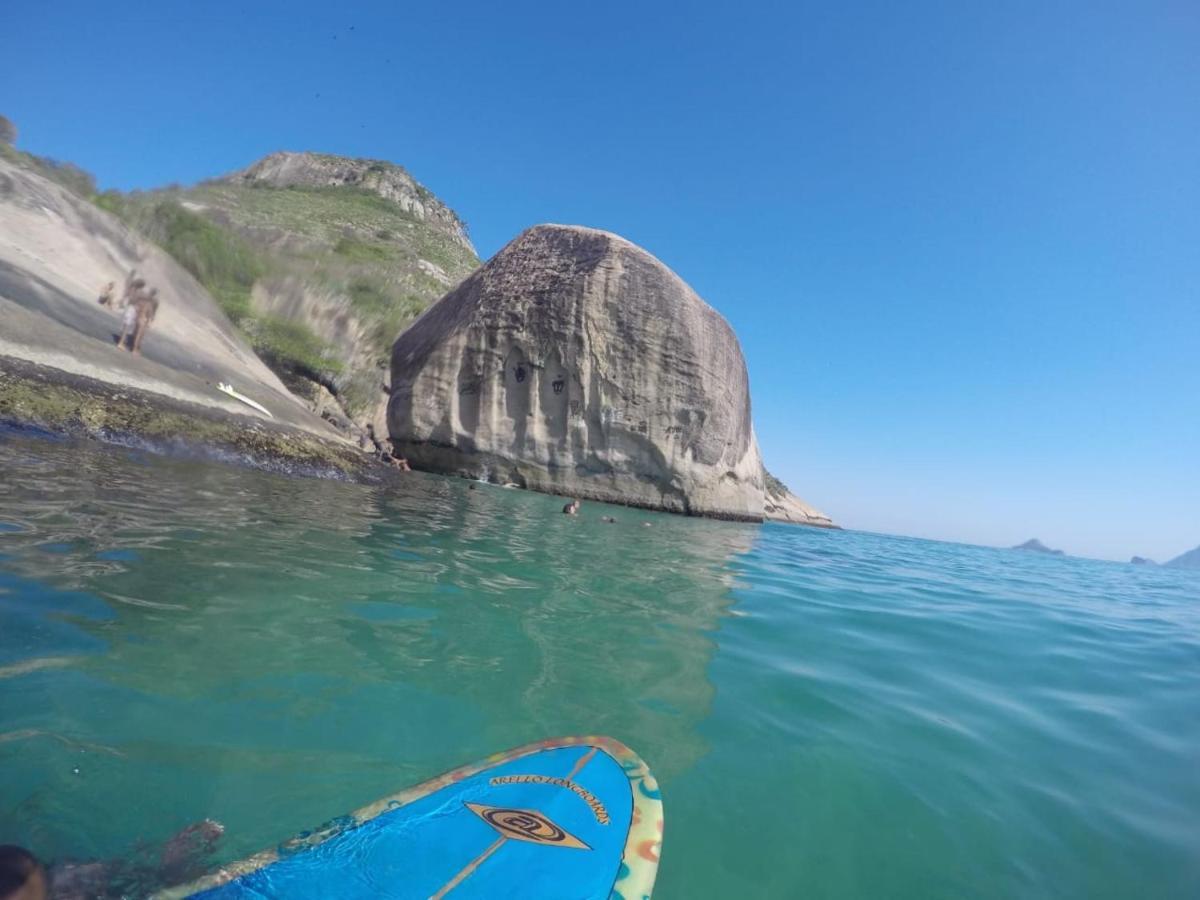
[0,434,1197,898]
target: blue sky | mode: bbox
[3,1,1197,561]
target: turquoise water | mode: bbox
[1,432,1197,898]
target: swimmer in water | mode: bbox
[0,846,47,900]
[0,820,223,899]
[562,499,580,515]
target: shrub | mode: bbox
[244,314,342,379]
[346,277,393,315]
[764,470,790,497]
[333,236,392,263]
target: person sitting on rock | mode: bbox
[386,439,411,471]
[563,499,580,515]
[364,423,384,457]
[97,281,115,308]
[130,288,160,355]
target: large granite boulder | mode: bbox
[388,224,765,519]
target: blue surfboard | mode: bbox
[157,737,663,900]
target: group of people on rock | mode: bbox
[360,423,411,471]
[98,270,159,354]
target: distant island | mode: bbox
[1130,556,1156,565]
[1013,539,1065,556]
[1165,545,1200,570]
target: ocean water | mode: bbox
[1,432,1197,898]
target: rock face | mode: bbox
[388,225,765,520]
[1165,545,1200,569]
[1013,538,1065,556]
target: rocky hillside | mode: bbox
[97,151,480,433]
[0,153,373,475]
[763,471,836,527]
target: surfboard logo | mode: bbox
[465,802,590,849]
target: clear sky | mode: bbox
[3,1,1197,561]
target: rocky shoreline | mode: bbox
[1,143,837,526]
[0,356,388,482]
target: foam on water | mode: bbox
[0,433,1197,898]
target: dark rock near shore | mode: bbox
[0,356,383,482]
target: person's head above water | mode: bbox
[563,499,580,514]
[0,847,47,900]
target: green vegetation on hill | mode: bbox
[94,195,260,319]
[99,168,479,420]
[764,469,790,497]
[2,132,477,423]
[94,193,342,379]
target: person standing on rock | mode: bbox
[120,271,140,307]
[115,279,145,351]
[131,288,160,355]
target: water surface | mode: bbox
[1,433,1197,897]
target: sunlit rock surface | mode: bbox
[389,224,765,520]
